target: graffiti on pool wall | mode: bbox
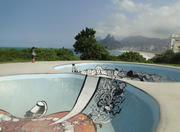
[88,78,126,124]
[80,66,170,82]
[0,101,96,132]
[0,77,126,132]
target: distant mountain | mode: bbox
[99,35,170,53]
[98,34,121,49]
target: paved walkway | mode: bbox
[0,61,180,132]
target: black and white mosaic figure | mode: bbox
[88,78,126,124]
[95,66,103,75]
[81,66,114,77]
[80,66,171,82]
[125,70,169,82]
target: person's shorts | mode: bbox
[32,55,36,59]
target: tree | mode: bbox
[151,50,180,64]
[73,27,110,60]
[118,51,146,62]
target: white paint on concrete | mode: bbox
[52,118,59,121]
[52,76,99,125]
[0,114,11,121]
[62,121,74,132]
[45,117,53,120]
[12,118,20,122]
[31,119,38,121]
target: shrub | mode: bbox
[118,51,146,62]
[151,50,180,64]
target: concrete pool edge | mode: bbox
[0,61,180,132]
[124,79,180,132]
[53,61,180,71]
[125,80,161,132]
[54,62,180,82]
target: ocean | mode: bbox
[0,47,28,49]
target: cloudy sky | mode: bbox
[0,0,180,48]
[97,0,180,39]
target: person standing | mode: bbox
[31,47,36,63]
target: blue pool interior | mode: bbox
[55,62,180,81]
[0,74,159,132]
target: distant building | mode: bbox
[170,34,180,53]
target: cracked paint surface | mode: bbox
[0,110,96,132]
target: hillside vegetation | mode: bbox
[151,50,180,64]
[0,48,79,62]
[0,28,179,66]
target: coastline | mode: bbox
[109,49,155,60]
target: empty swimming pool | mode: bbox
[0,73,159,132]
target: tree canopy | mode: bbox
[73,27,110,60]
[151,50,180,64]
[118,51,146,62]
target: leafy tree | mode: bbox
[118,51,146,62]
[151,50,180,64]
[151,50,174,63]
[171,52,180,64]
[73,27,110,60]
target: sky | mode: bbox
[0,0,180,48]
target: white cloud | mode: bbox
[113,0,137,12]
[96,0,180,39]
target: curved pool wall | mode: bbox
[83,78,159,132]
[0,74,85,117]
[0,74,159,132]
[55,62,180,81]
